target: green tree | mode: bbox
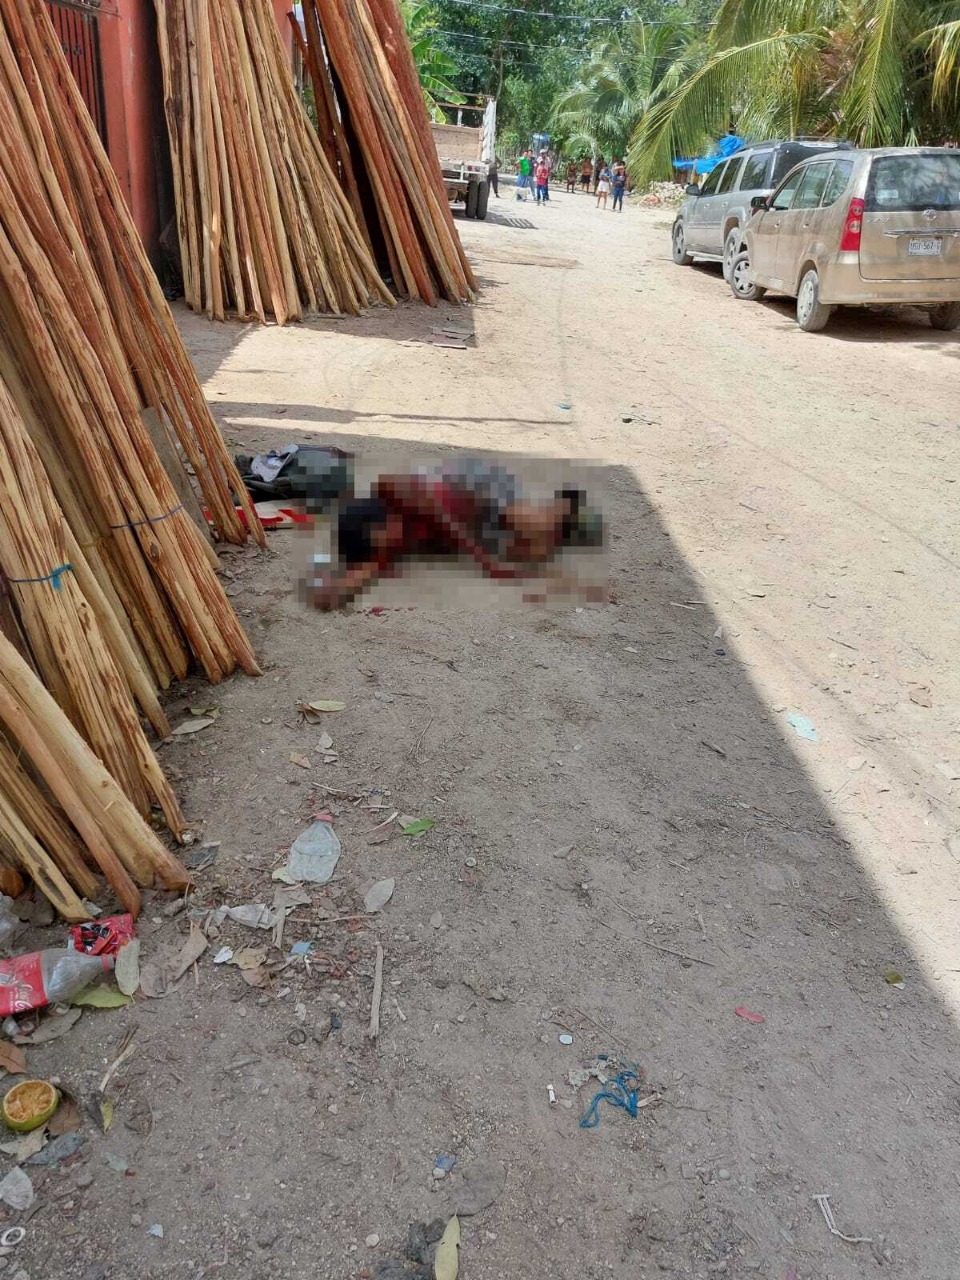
[628,0,960,187]
[401,0,466,120]
[551,18,700,159]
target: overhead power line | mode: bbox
[435,0,708,24]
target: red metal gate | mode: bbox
[44,0,109,148]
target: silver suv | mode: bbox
[672,139,851,279]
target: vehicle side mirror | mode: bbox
[750,195,769,211]
[684,183,701,197]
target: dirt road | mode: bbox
[28,190,960,1279]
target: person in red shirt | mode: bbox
[534,157,550,204]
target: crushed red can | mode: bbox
[70,914,136,958]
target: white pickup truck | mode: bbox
[430,97,497,221]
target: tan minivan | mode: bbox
[730,148,960,331]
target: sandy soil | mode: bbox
[15,188,960,1280]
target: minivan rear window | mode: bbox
[865,153,960,212]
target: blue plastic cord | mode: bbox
[8,563,74,591]
[580,1066,644,1129]
[110,503,185,531]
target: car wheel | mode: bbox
[476,179,490,221]
[796,268,833,332]
[672,222,693,265]
[465,179,479,218]
[722,228,741,282]
[729,252,766,301]
[929,301,960,331]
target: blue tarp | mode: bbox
[673,134,745,175]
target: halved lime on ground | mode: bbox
[2,1079,59,1132]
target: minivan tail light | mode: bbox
[840,197,865,251]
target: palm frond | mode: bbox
[925,18,960,103]
[627,32,824,188]
[841,0,909,144]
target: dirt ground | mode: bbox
[13,186,960,1280]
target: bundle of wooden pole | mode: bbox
[0,0,262,549]
[0,632,190,921]
[0,1,263,695]
[299,0,477,306]
[153,0,394,323]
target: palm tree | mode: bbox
[551,20,700,161]
[400,0,465,122]
[628,0,960,188]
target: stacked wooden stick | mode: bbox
[299,0,477,306]
[0,1,264,918]
[154,0,394,323]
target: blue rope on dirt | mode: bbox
[110,503,185,531]
[8,563,74,591]
[580,1066,644,1129]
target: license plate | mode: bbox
[908,237,942,256]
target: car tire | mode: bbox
[729,252,766,301]
[475,180,490,221]
[672,221,693,265]
[465,179,479,219]
[722,228,742,282]
[796,268,833,332]
[929,301,960,330]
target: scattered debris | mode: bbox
[547,1083,557,1106]
[0,1166,33,1210]
[71,985,131,1009]
[211,904,276,930]
[185,842,220,872]
[147,1224,165,1239]
[455,1159,506,1217]
[98,1030,138,1096]
[368,943,384,1041]
[297,699,346,719]
[105,1152,130,1174]
[364,879,395,913]
[2,1080,58,1132]
[290,941,314,957]
[139,925,209,997]
[276,821,342,884]
[115,940,141,997]
[462,973,507,1002]
[434,1154,456,1175]
[366,1233,381,1248]
[372,1218,447,1279]
[434,1216,460,1280]
[171,717,215,736]
[289,753,312,770]
[552,844,574,859]
[0,1043,27,1075]
[813,1193,872,1244]
[884,970,905,988]
[48,1096,81,1136]
[579,1059,657,1129]
[735,1006,766,1024]
[400,817,435,837]
[0,1227,25,1248]
[909,687,933,708]
[213,947,234,964]
[787,713,818,742]
[229,946,269,971]
[558,1033,574,1046]
[25,1131,85,1166]
[0,1126,48,1163]
[0,947,118,1016]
